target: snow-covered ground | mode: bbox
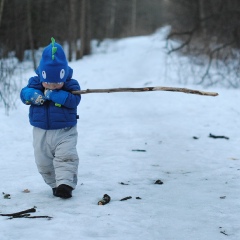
[0,28,239,240]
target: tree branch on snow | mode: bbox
[0,207,53,220]
[0,207,36,217]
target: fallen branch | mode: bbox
[0,207,52,220]
[23,216,53,219]
[0,207,36,217]
[154,179,164,185]
[72,86,218,97]
[98,194,111,205]
[209,133,229,140]
[120,196,132,201]
[7,214,52,220]
[8,214,31,218]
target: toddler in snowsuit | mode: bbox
[20,38,81,199]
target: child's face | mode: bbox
[42,82,64,90]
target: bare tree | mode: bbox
[166,0,240,88]
[198,0,207,34]
[0,0,4,27]
[78,0,91,59]
[0,57,21,114]
[68,0,77,61]
[107,0,117,38]
[27,0,36,69]
[131,0,137,35]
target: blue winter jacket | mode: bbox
[20,67,81,130]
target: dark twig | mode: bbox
[0,207,36,217]
[8,215,52,220]
[24,216,53,219]
[154,179,164,185]
[8,214,31,219]
[220,231,228,236]
[1,207,52,220]
[132,149,146,152]
[120,196,132,201]
[209,133,229,140]
[119,182,129,185]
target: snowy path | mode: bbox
[0,31,239,240]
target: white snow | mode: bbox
[0,27,239,240]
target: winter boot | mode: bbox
[52,188,57,197]
[55,184,73,199]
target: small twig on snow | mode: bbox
[98,194,111,205]
[209,133,229,140]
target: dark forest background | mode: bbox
[0,0,168,66]
[1,0,240,64]
[1,0,240,111]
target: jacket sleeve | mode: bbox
[61,79,81,109]
[20,87,29,104]
[20,77,44,104]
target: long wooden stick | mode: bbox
[72,86,218,96]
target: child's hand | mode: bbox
[23,88,45,105]
[44,89,52,99]
[31,92,45,105]
[44,89,69,105]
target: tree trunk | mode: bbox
[27,0,36,69]
[78,0,86,59]
[78,0,91,59]
[198,0,207,35]
[131,0,137,36]
[68,0,77,61]
[0,0,4,28]
[107,0,117,38]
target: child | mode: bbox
[20,38,81,199]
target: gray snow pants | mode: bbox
[33,126,79,189]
